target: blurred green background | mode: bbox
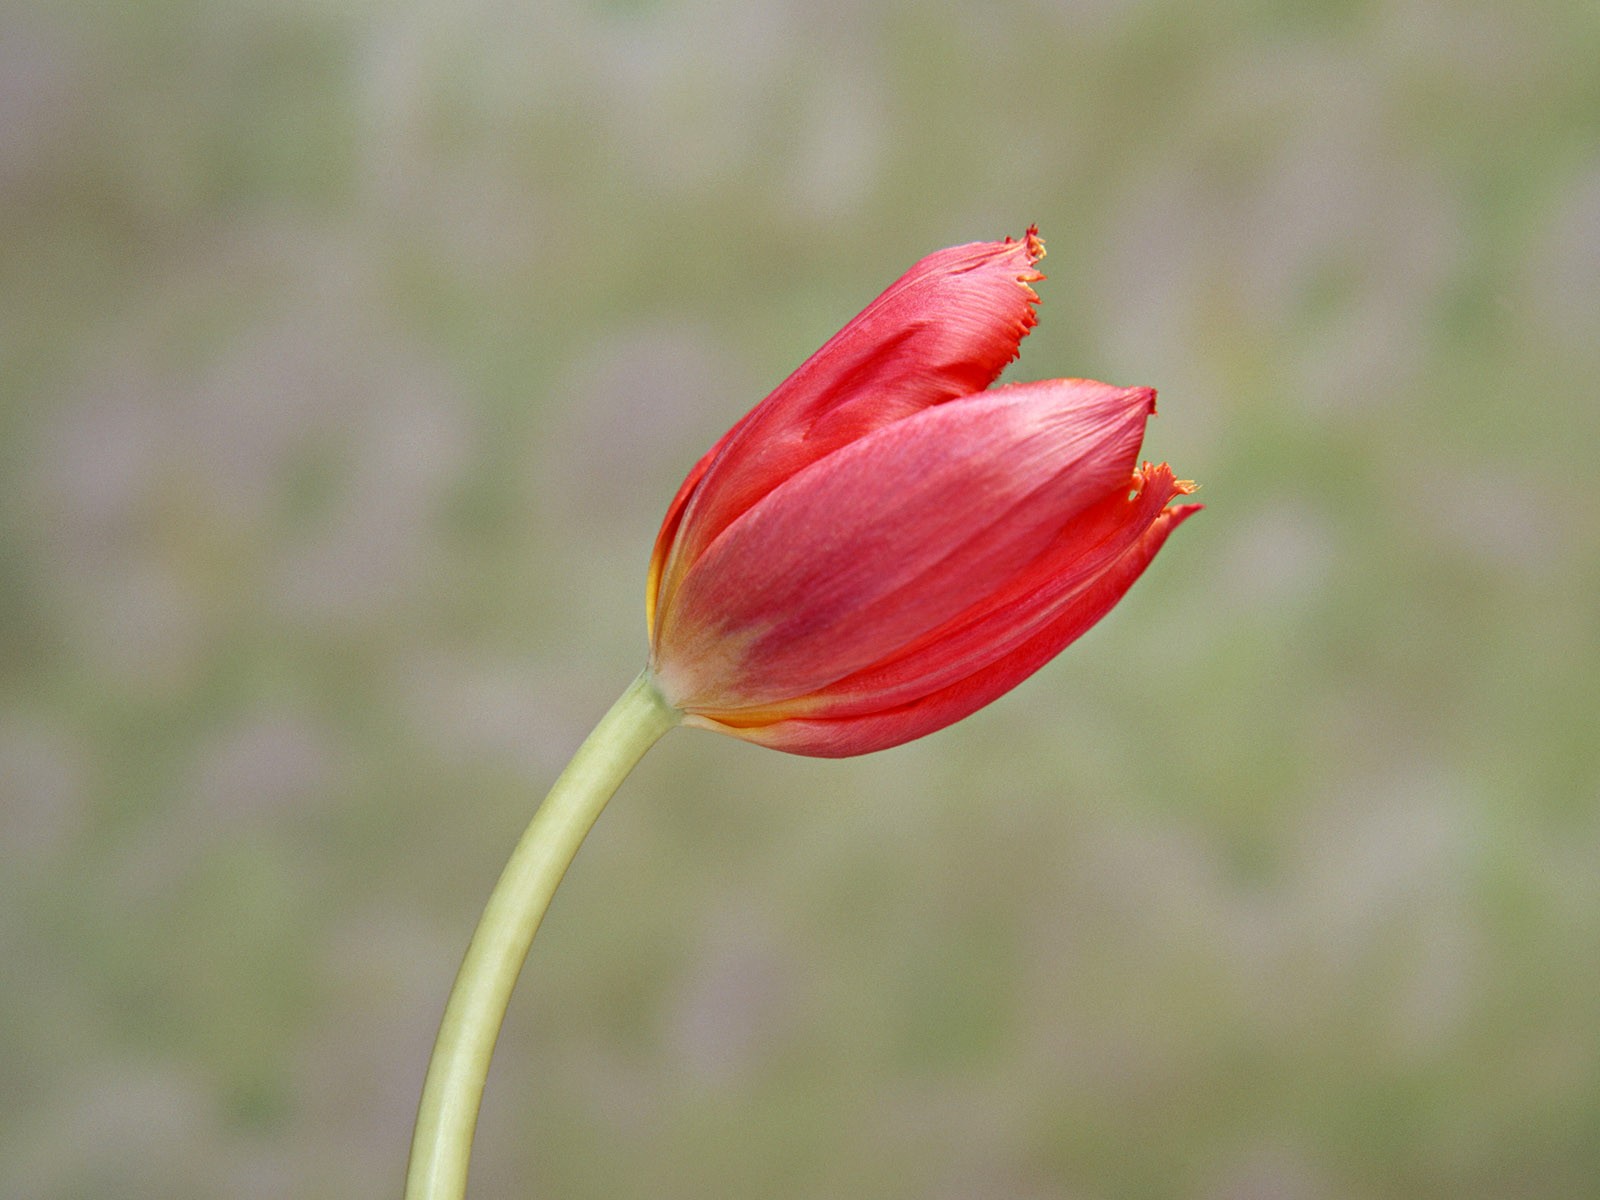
[4,0,1598,1196]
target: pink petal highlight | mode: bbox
[652,380,1156,712]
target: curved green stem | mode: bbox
[405,669,679,1200]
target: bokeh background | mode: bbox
[4,0,1599,1196]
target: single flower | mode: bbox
[646,228,1199,757]
[406,230,1203,1200]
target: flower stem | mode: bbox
[405,669,679,1200]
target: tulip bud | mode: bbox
[647,230,1198,757]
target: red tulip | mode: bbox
[645,228,1199,757]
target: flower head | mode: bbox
[646,229,1199,757]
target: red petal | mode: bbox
[698,498,1201,757]
[771,464,1197,719]
[649,231,1046,634]
[652,379,1155,712]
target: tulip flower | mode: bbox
[406,229,1198,1200]
[646,227,1198,756]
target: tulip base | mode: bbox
[404,669,679,1200]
